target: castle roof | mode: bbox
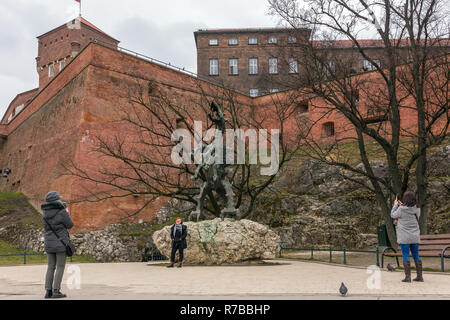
[37,17,120,44]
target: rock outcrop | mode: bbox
[152,218,280,265]
[0,221,156,262]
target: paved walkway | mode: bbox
[0,260,449,300]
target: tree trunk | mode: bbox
[416,151,428,234]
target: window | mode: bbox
[228,38,238,45]
[249,58,258,75]
[59,60,65,72]
[248,37,258,45]
[269,88,279,93]
[209,59,219,75]
[322,122,335,137]
[249,89,259,97]
[268,37,278,44]
[321,60,335,76]
[297,101,309,114]
[48,64,55,77]
[351,89,360,105]
[362,59,380,71]
[289,58,298,74]
[269,58,278,74]
[209,39,218,46]
[16,104,25,113]
[288,36,297,44]
[327,61,336,74]
[229,59,238,75]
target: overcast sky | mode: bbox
[0,0,278,116]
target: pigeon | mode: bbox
[339,282,348,296]
[387,264,396,272]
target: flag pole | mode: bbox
[79,0,82,17]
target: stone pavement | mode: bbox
[0,260,449,300]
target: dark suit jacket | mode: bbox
[170,224,187,249]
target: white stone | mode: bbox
[152,218,280,265]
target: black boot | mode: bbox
[44,290,53,299]
[413,260,424,282]
[177,262,183,268]
[51,289,67,299]
[402,261,411,283]
[166,262,175,268]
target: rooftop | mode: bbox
[195,27,310,35]
[37,16,120,43]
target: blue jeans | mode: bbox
[400,244,421,262]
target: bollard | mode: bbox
[376,246,380,267]
[23,250,26,265]
[311,247,314,260]
[343,246,347,265]
[329,245,333,263]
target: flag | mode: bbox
[74,0,80,3]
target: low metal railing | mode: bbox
[0,251,73,264]
[280,245,380,267]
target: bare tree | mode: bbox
[64,78,302,220]
[268,0,450,246]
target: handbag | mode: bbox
[43,217,76,257]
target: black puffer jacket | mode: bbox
[170,224,188,249]
[41,201,74,253]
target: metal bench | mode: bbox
[381,234,450,272]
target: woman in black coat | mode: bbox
[41,191,74,299]
[167,217,187,268]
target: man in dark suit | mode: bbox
[167,217,188,268]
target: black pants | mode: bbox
[170,241,184,263]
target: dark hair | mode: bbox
[402,191,417,207]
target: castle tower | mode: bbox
[36,17,120,89]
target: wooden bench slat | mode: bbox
[413,245,450,251]
[419,240,450,245]
[385,251,447,257]
[394,241,450,249]
[420,234,450,240]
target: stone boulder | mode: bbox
[152,218,281,265]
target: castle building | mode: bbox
[194,28,311,96]
[195,28,449,96]
[194,28,391,96]
[0,18,447,232]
